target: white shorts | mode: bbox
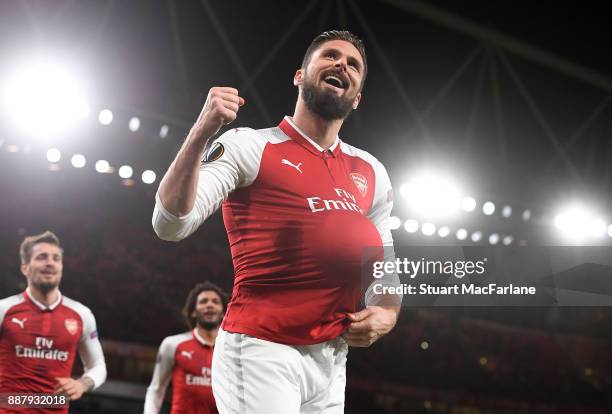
[212,328,348,414]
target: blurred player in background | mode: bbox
[0,231,107,412]
[153,30,401,413]
[144,281,227,414]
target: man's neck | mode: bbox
[292,97,343,150]
[28,286,60,308]
[196,325,219,346]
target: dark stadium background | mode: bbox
[1,1,611,412]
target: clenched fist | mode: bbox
[193,87,245,140]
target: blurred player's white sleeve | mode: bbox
[144,338,175,414]
[152,127,262,241]
[78,310,107,389]
[365,161,402,306]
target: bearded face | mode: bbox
[192,290,224,331]
[298,39,365,121]
[21,243,63,294]
[301,67,357,120]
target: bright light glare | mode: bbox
[46,148,61,163]
[554,206,606,239]
[404,219,419,233]
[462,196,476,212]
[482,201,495,216]
[129,117,141,132]
[502,205,512,218]
[99,109,113,125]
[608,225,612,238]
[522,209,531,222]
[71,154,86,168]
[1,60,89,137]
[421,222,436,236]
[456,228,467,240]
[471,231,482,242]
[142,170,156,184]
[159,124,169,138]
[118,165,133,179]
[489,233,500,245]
[401,172,463,218]
[389,216,401,230]
[438,226,450,238]
[95,160,110,173]
[502,235,514,246]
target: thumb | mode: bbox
[348,308,372,322]
[238,96,245,106]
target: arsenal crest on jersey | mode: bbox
[64,318,78,335]
[350,173,368,197]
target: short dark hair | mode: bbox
[301,30,368,88]
[182,281,228,329]
[20,231,62,264]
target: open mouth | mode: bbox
[322,74,347,90]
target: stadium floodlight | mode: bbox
[554,205,606,239]
[46,148,61,163]
[128,117,141,132]
[438,226,450,238]
[502,205,512,218]
[482,201,495,216]
[159,124,169,138]
[471,231,482,242]
[95,160,110,173]
[421,222,436,236]
[1,59,89,138]
[71,154,86,168]
[142,170,156,184]
[404,219,419,233]
[420,341,429,350]
[461,196,476,212]
[456,228,468,241]
[118,165,133,179]
[489,233,499,245]
[502,235,514,246]
[98,109,113,125]
[522,209,531,222]
[388,216,401,230]
[400,171,463,219]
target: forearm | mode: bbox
[158,126,212,216]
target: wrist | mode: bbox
[78,376,95,393]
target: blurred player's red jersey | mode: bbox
[0,291,100,413]
[144,330,217,414]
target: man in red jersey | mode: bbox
[153,30,401,413]
[0,231,107,413]
[144,282,226,414]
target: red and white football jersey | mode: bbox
[0,290,106,413]
[153,116,394,345]
[144,330,217,414]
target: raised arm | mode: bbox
[152,87,244,241]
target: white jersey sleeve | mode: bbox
[365,159,402,306]
[152,127,265,241]
[144,333,190,414]
[75,305,107,389]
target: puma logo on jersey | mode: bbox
[181,350,194,359]
[11,317,26,329]
[281,159,303,174]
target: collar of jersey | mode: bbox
[193,328,211,347]
[25,287,62,311]
[279,116,341,157]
